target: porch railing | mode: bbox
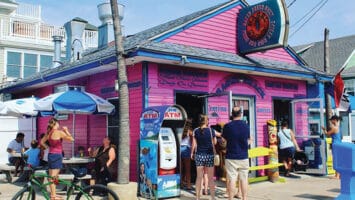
[0,19,98,48]
[14,3,41,19]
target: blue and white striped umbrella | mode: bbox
[34,90,115,157]
[34,90,114,115]
[0,97,38,145]
[0,97,38,117]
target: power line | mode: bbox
[291,0,326,28]
[289,0,328,38]
[287,0,297,8]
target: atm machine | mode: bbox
[158,127,177,175]
[139,105,187,199]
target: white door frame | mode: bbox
[232,96,256,148]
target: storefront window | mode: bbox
[6,51,21,78]
[232,99,250,124]
[344,79,355,96]
[339,112,350,142]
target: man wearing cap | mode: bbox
[222,106,250,200]
[322,115,342,179]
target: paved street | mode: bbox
[1,173,340,200]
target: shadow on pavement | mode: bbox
[294,194,334,200]
[327,188,340,193]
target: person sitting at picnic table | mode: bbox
[7,132,26,176]
[76,146,86,157]
[15,140,42,183]
[88,136,117,185]
[24,140,41,167]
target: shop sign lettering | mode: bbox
[237,0,288,54]
[209,106,228,112]
[215,74,265,98]
[257,107,271,113]
[164,107,183,120]
[158,66,208,90]
[209,106,228,118]
[296,108,307,114]
[143,110,159,119]
[265,80,298,91]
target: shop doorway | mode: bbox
[175,92,206,128]
[175,92,206,184]
[273,99,292,129]
[232,96,256,147]
[291,98,327,175]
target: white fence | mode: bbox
[0,19,98,47]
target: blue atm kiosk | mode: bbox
[138,105,187,199]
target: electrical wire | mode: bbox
[287,0,297,8]
[290,0,326,28]
[289,0,328,38]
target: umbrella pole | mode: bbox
[72,113,75,157]
[31,117,34,141]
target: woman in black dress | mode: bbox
[88,137,117,185]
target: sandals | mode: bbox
[50,195,64,200]
[203,189,208,195]
[223,193,241,199]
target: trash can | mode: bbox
[333,143,355,200]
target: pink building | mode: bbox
[0,0,331,181]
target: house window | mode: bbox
[40,55,53,71]
[24,53,37,78]
[344,79,355,96]
[7,52,21,78]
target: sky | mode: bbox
[19,0,355,46]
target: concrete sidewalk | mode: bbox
[0,173,340,199]
[157,173,340,200]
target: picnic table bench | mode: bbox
[0,163,16,182]
[248,147,284,183]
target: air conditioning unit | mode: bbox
[54,84,85,93]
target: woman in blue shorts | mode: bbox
[191,114,217,200]
[41,118,74,200]
[278,121,301,177]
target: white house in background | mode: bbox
[295,35,355,143]
[0,0,98,100]
[0,0,99,163]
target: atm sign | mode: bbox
[143,110,159,119]
[164,108,183,120]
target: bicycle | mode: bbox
[12,164,119,200]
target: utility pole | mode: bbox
[324,28,332,129]
[110,0,130,184]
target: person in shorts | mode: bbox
[41,118,74,200]
[278,120,301,177]
[191,114,217,200]
[222,107,250,200]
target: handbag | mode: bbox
[209,128,220,166]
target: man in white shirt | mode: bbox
[7,132,25,176]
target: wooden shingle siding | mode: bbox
[163,6,242,54]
